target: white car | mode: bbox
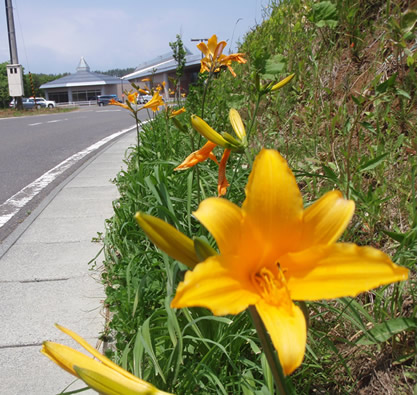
[137,95,153,104]
[30,97,56,108]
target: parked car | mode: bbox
[30,97,56,108]
[97,95,120,106]
[137,94,153,104]
[9,98,47,109]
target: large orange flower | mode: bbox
[171,149,408,375]
[197,34,246,76]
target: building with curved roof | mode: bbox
[122,48,201,99]
[40,57,129,103]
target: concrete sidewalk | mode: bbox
[0,131,135,394]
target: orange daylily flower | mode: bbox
[142,91,164,112]
[197,34,246,76]
[170,107,186,117]
[218,149,231,196]
[171,149,409,375]
[139,88,150,95]
[109,98,129,110]
[174,141,218,170]
[127,91,138,104]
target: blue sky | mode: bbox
[1,0,269,74]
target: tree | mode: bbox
[0,62,10,108]
[169,34,187,101]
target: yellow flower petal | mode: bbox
[74,365,167,395]
[301,190,355,248]
[284,243,409,301]
[135,213,199,269]
[54,324,144,384]
[256,300,306,375]
[194,197,243,255]
[41,341,103,378]
[207,34,218,57]
[171,256,260,315]
[197,42,209,57]
[243,149,303,253]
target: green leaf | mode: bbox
[262,54,286,79]
[356,318,416,345]
[396,88,411,100]
[401,10,417,33]
[383,230,406,243]
[375,73,397,94]
[309,1,338,29]
[358,152,388,171]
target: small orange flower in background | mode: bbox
[170,107,186,118]
[197,34,247,77]
[127,91,138,104]
[142,91,165,112]
[171,148,409,375]
[174,141,218,170]
[109,98,129,110]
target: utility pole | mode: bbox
[5,0,24,109]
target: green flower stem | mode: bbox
[248,306,293,395]
[248,93,263,139]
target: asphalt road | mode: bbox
[0,106,147,242]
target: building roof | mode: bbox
[40,57,122,89]
[123,48,201,80]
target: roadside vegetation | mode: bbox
[86,0,416,393]
[0,107,78,118]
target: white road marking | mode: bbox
[0,122,144,228]
[28,122,42,126]
[96,109,121,113]
[47,120,61,123]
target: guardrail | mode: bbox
[56,101,97,107]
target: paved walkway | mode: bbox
[0,131,135,394]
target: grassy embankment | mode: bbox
[92,1,416,393]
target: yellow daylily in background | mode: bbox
[42,324,172,395]
[174,141,218,170]
[217,149,231,197]
[197,34,247,76]
[142,91,165,112]
[171,149,409,375]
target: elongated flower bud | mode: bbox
[135,212,199,269]
[271,73,295,92]
[191,115,233,149]
[193,237,218,261]
[229,109,247,141]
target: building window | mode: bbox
[48,91,69,103]
[73,89,102,102]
